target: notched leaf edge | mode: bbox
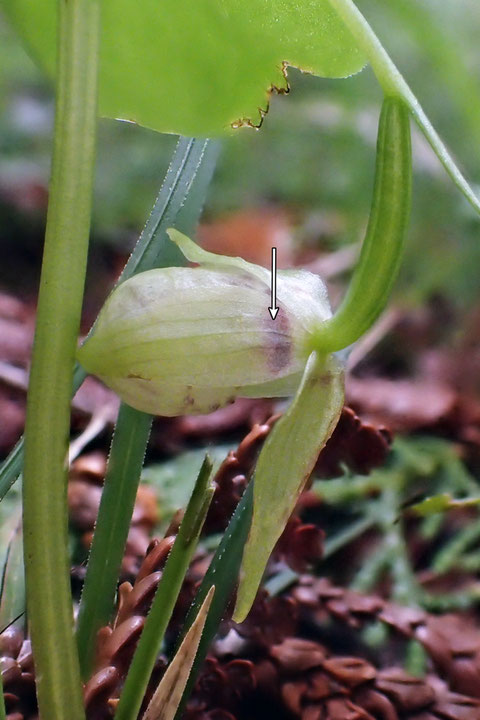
[231,61,290,131]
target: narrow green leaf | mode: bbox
[76,405,152,678]
[234,352,344,622]
[0,440,22,504]
[174,480,253,719]
[120,139,220,277]
[409,493,480,518]
[114,457,214,720]
[142,586,215,720]
[75,138,219,677]
[142,446,232,533]
[0,516,24,634]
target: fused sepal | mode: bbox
[233,351,344,622]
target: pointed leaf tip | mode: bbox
[233,353,344,622]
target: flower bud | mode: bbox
[77,230,332,416]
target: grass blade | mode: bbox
[0,439,22,505]
[76,405,152,677]
[142,586,215,720]
[114,457,214,720]
[76,137,219,676]
[174,480,254,719]
[0,517,25,635]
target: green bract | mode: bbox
[77,230,332,416]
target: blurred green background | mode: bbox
[1,0,479,306]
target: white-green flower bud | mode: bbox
[77,230,332,416]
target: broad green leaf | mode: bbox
[1,0,365,136]
[233,351,344,622]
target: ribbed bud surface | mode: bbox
[78,231,331,416]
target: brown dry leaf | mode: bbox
[142,585,215,720]
[315,405,392,477]
[198,208,294,268]
[346,376,456,432]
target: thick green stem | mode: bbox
[22,0,100,717]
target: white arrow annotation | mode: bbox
[268,247,279,320]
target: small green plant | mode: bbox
[0,1,479,719]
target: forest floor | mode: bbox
[1,207,480,719]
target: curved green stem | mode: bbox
[309,97,411,353]
[326,0,480,215]
[22,0,100,717]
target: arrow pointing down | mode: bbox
[268,247,278,320]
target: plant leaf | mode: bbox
[142,586,215,720]
[408,493,480,517]
[114,457,214,720]
[174,480,254,719]
[0,516,25,633]
[234,351,344,622]
[1,0,365,135]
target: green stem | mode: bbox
[326,0,480,215]
[309,97,411,353]
[383,0,480,148]
[76,405,152,678]
[22,0,100,717]
[115,456,214,720]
